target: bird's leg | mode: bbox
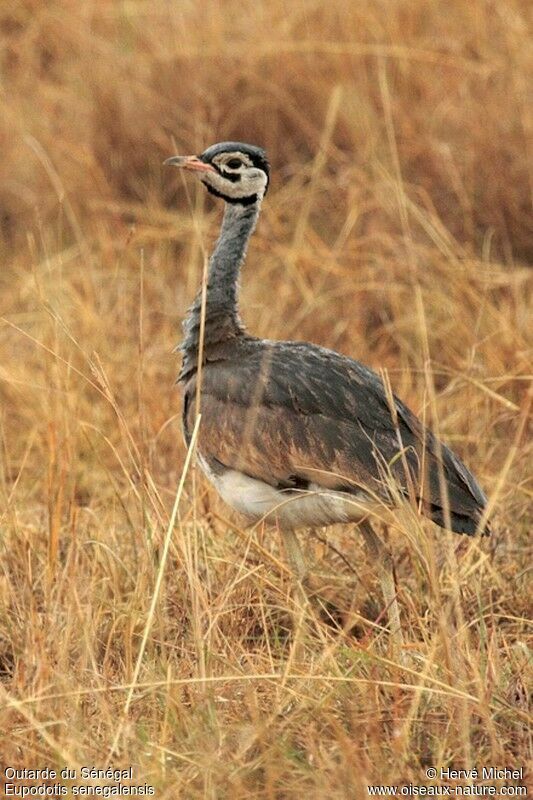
[280,528,328,613]
[278,528,311,660]
[359,520,404,660]
[280,528,308,583]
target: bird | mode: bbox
[165,141,490,646]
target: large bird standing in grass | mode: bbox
[165,141,489,645]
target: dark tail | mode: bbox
[427,503,491,536]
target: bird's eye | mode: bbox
[226,158,243,170]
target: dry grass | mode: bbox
[0,0,531,795]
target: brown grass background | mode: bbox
[0,0,531,796]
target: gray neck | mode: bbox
[181,200,261,354]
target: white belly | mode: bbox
[197,457,374,529]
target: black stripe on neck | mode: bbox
[204,183,258,206]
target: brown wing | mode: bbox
[182,339,489,535]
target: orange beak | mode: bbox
[164,155,216,173]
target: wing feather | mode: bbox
[182,339,488,533]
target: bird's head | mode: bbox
[165,141,269,206]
